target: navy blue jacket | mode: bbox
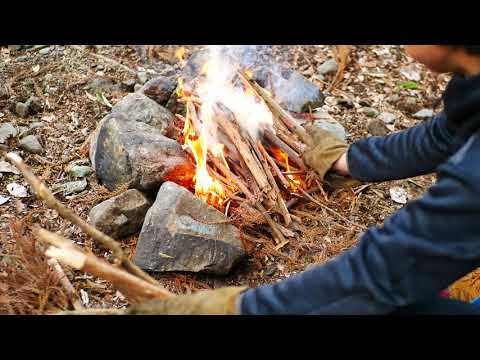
[239,74,480,314]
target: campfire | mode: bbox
[170,47,318,249]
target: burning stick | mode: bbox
[3,152,159,286]
[36,228,172,303]
[258,142,290,191]
[275,128,306,155]
[214,105,271,194]
[263,129,306,170]
[209,155,288,246]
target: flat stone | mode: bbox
[112,92,175,133]
[317,58,338,75]
[89,189,151,240]
[367,118,390,136]
[378,112,397,124]
[18,135,43,154]
[413,109,434,119]
[67,165,93,178]
[0,123,18,143]
[139,75,177,106]
[312,117,347,141]
[89,113,194,192]
[133,182,245,275]
[63,178,88,195]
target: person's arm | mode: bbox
[239,132,480,315]
[343,112,455,182]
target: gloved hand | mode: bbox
[126,286,248,315]
[302,124,349,180]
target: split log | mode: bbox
[36,228,172,303]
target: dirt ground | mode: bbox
[0,45,450,314]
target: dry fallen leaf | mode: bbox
[389,186,407,204]
[0,195,10,205]
[6,183,28,198]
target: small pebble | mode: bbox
[378,112,397,124]
[18,135,43,154]
[413,109,434,119]
[15,102,30,118]
[39,47,50,55]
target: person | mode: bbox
[127,45,480,315]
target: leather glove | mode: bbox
[126,286,248,315]
[302,124,349,181]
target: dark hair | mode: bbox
[458,46,480,54]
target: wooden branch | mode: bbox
[36,228,172,303]
[263,129,306,170]
[276,128,306,154]
[258,142,290,190]
[255,141,291,226]
[4,152,158,286]
[214,106,271,193]
[48,258,84,311]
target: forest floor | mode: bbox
[0,45,450,314]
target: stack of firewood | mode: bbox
[175,71,317,249]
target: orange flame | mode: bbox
[182,102,226,208]
[271,148,303,191]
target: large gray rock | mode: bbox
[133,182,245,274]
[139,75,177,106]
[89,189,151,240]
[112,92,175,133]
[250,64,325,113]
[90,113,194,192]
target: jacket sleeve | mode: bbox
[239,132,480,315]
[348,112,456,182]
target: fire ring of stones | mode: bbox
[88,46,343,275]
